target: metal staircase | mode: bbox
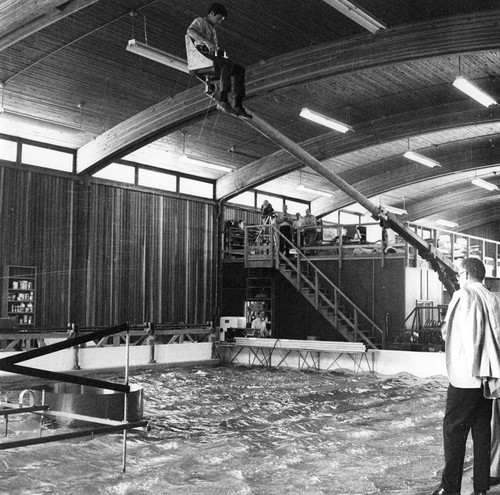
[244,224,385,349]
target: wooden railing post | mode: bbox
[314,271,319,310]
[297,255,302,291]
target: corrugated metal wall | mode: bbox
[0,166,217,328]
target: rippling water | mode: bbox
[0,365,459,495]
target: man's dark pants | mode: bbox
[441,383,492,493]
[279,225,293,256]
[202,53,245,102]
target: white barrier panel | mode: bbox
[0,349,76,378]
[0,342,215,378]
[154,342,213,364]
[79,345,150,370]
[216,345,447,378]
[371,350,447,378]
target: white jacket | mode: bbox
[442,282,500,391]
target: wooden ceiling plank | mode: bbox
[217,102,500,200]
[0,0,100,52]
[311,144,500,218]
[76,9,500,181]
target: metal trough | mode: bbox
[31,382,144,427]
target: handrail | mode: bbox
[225,219,500,279]
[270,225,384,349]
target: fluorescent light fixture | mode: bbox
[453,76,497,108]
[404,151,441,168]
[321,0,386,33]
[300,108,353,133]
[127,39,189,73]
[297,184,333,197]
[380,204,407,215]
[180,155,232,173]
[471,177,499,191]
[436,219,459,228]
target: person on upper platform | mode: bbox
[187,3,251,118]
[260,200,275,222]
[276,204,294,257]
[302,208,317,247]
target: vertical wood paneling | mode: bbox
[223,205,261,228]
[464,222,500,243]
[0,167,74,327]
[0,166,217,328]
[82,184,216,326]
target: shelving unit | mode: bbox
[3,266,36,327]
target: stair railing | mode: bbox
[272,225,385,349]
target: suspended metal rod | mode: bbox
[122,326,131,473]
[0,421,147,451]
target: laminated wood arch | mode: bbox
[310,136,500,216]
[76,9,500,185]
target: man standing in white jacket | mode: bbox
[433,257,500,495]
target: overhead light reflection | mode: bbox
[300,108,353,133]
[453,76,497,108]
[471,177,499,191]
[403,151,441,168]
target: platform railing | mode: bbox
[0,323,213,349]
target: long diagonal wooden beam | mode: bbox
[238,110,459,292]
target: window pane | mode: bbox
[338,211,362,224]
[285,199,308,216]
[22,144,73,172]
[138,169,176,191]
[93,163,135,184]
[179,177,213,199]
[366,224,382,242]
[0,138,17,162]
[228,191,255,207]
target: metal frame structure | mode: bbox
[0,323,148,472]
[215,339,372,373]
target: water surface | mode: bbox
[0,365,457,494]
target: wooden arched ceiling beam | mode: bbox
[405,185,500,221]
[218,103,500,201]
[0,0,99,52]
[77,9,500,176]
[310,139,500,216]
[456,205,500,231]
